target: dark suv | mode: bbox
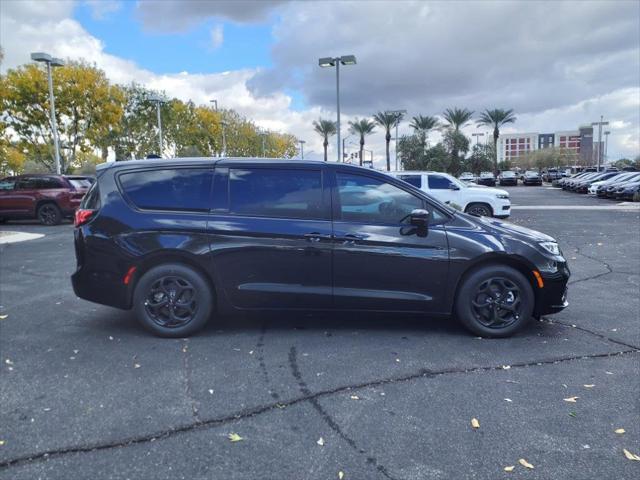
[72,158,570,338]
[0,174,90,225]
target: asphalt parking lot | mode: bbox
[1,186,639,479]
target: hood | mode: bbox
[471,186,509,196]
[466,214,555,243]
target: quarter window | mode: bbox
[336,173,422,224]
[229,168,323,219]
[119,168,212,212]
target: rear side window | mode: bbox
[229,168,323,219]
[427,175,453,189]
[81,182,101,210]
[119,168,212,212]
[398,175,422,188]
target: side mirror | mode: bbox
[448,183,460,190]
[409,208,430,228]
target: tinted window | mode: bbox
[68,179,91,189]
[428,175,453,189]
[398,175,422,188]
[336,173,422,224]
[229,168,323,219]
[119,168,212,212]
[81,182,101,210]
[0,178,15,190]
[38,177,64,189]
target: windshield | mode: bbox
[525,171,538,175]
[501,171,516,177]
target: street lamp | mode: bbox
[31,52,64,174]
[604,131,610,164]
[318,55,357,162]
[221,120,228,157]
[386,109,407,170]
[591,116,609,170]
[472,132,485,146]
[209,99,218,111]
[149,95,166,157]
[299,140,306,160]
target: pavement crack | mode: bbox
[1,348,637,471]
[181,339,200,422]
[256,320,280,400]
[567,243,614,285]
[289,347,398,480]
[543,317,640,350]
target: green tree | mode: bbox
[467,143,495,175]
[442,107,473,175]
[312,118,337,162]
[613,156,640,170]
[476,108,516,172]
[409,115,439,153]
[348,118,376,166]
[373,111,402,171]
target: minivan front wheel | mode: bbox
[455,265,534,337]
[133,263,213,337]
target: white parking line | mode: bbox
[0,232,45,244]
[511,204,640,211]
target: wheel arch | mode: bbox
[464,201,494,216]
[451,253,542,315]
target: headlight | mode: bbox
[496,194,509,199]
[539,241,560,256]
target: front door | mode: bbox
[331,171,449,313]
[208,166,333,309]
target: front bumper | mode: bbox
[536,264,570,315]
[493,198,511,218]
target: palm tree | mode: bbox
[348,118,376,166]
[373,111,403,171]
[477,108,517,172]
[410,115,439,152]
[442,107,474,175]
[312,118,337,161]
[442,107,474,132]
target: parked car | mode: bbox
[603,177,640,199]
[588,172,639,195]
[614,180,640,201]
[0,174,89,225]
[458,172,476,183]
[563,172,599,190]
[572,171,620,193]
[542,169,562,182]
[72,158,569,338]
[522,170,542,186]
[390,171,511,217]
[476,171,496,186]
[498,170,518,186]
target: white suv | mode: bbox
[388,171,511,218]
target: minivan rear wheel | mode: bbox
[133,263,212,337]
[455,265,534,337]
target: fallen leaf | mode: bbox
[0,315,8,320]
[317,437,324,446]
[208,389,214,395]
[338,472,344,480]
[134,363,141,369]
[471,418,480,429]
[350,395,359,400]
[4,359,13,365]
[623,449,640,461]
[605,371,614,375]
[564,396,579,403]
[518,458,534,469]
[0,440,5,446]
[503,466,515,472]
[504,398,513,402]
[583,384,595,388]
[502,365,511,370]
[395,358,400,363]
[73,349,79,354]
[615,428,625,434]
[182,345,188,353]
[228,433,243,442]
[108,336,114,341]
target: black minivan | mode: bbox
[72,158,569,338]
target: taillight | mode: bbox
[74,209,95,227]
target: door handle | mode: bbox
[304,232,331,242]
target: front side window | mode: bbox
[336,173,422,224]
[229,168,323,219]
[398,175,422,188]
[119,168,212,212]
[0,178,15,190]
[428,174,454,190]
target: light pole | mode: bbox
[221,120,228,157]
[591,116,609,170]
[386,109,407,170]
[319,55,357,162]
[342,135,352,162]
[604,130,610,165]
[31,52,64,174]
[472,132,485,146]
[149,95,166,157]
[299,140,306,160]
[209,99,218,111]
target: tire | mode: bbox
[37,203,62,225]
[132,263,213,337]
[465,203,493,217]
[455,265,534,338]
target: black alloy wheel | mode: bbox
[471,277,522,329]
[37,203,62,225]
[144,275,198,328]
[466,203,492,217]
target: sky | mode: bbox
[1,0,639,166]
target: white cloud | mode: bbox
[85,0,122,19]
[210,24,224,50]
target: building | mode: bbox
[497,126,596,165]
